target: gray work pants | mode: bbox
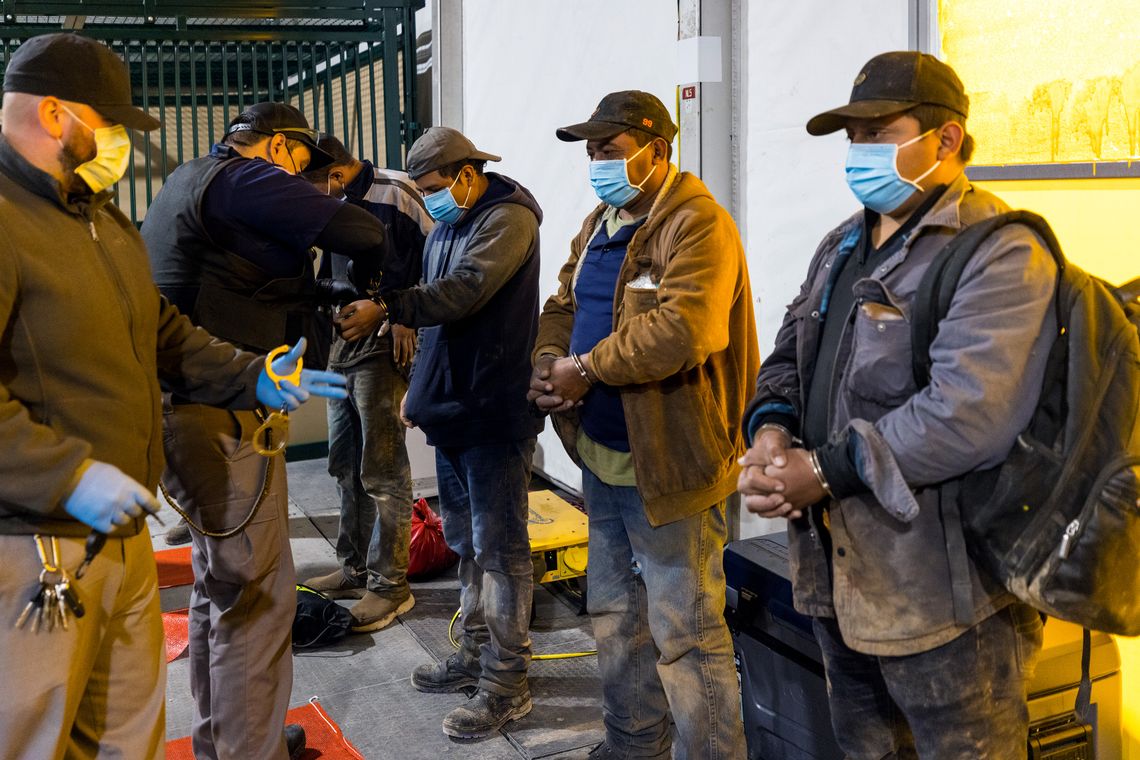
[162,400,295,760]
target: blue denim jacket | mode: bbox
[749,173,1059,655]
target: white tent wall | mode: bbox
[456,0,681,493]
[737,0,912,537]
[435,0,914,525]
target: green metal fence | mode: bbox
[0,1,424,223]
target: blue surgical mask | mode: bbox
[589,142,655,208]
[845,130,940,214]
[424,172,472,224]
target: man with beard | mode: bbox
[0,34,345,759]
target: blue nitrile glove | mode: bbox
[63,460,161,533]
[256,338,349,412]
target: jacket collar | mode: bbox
[0,133,113,218]
[344,159,375,201]
[909,170,970,233]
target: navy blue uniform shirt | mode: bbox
[200,144,344,278]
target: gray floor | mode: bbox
[152,458,606,760]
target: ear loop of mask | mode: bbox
[268,136,299,175]
[450,168,473,209]
[625,141,657,191]
[896,129,941,191]
[55,103,85,149]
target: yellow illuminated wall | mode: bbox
[974,178,1140,286]
[944,2,1139,756]
[942,0,1140,165]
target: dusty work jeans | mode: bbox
[813,602,1045,759]
[435,438,535,697]
[582,466,745,760]
[162,400,295,760]
[326,355,413,596]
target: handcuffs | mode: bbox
[252,344,301,457]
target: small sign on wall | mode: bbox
[676,35,722,85]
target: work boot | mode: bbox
[349,590,415,633]
[302,569,366,600]
[163,519,192,546]
[587,742,618,759]
[410,651,480,693]
[284,723,306,759]
[441,688,532,739]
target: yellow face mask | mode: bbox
[59,104,131,193]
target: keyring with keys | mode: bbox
[252,344,302,457]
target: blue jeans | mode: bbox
[813,602,1044,759]
[582,467,745,760]
[435,438,535,696]
[326,356,413,596]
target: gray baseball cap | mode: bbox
[406,127,501,180]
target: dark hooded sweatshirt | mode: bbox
[386,172,543,448]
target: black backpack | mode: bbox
[912,210,1140,717]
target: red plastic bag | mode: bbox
[409,498,459,578]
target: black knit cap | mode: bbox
[2,33,160,131]
[226,102,335,171]
[806,51,969,136]
[556,90,677,143]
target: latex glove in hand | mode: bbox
[63,460,160,533]
[256,338,349,411]
[313,278,360,306]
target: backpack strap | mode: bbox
[938,478,974,626]
[1075,628,1092,722]
[911,210,1066,388]
[913,211,1066,627]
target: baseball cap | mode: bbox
[806,51,969,136]
[556,90,677,143]
[3,33,160,131]
[226,102,334,171]
[405,127,501,180]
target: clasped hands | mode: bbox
[527,353,593,414]
[737,427,827,521]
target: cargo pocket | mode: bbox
[842,281,914,408]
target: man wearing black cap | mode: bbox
[739,52,1056,757]
[142,104,390,759]
[364,126,543,739]
[530,90,757,759]
[0,33,346,759]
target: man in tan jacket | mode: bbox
[529,90,759,760]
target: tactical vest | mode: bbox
[142,154,329,367]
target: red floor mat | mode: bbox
[165,699,364,759]
[155,547,194,589]
[162,609,189,663]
